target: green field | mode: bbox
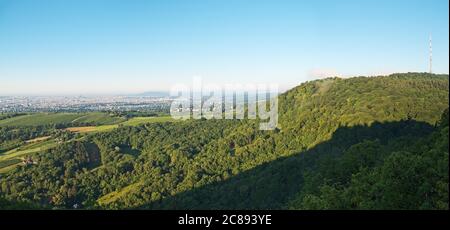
[0,163,21,174]
[64,116,176,133]
[65,124,119,133]
[97,181,144,206]
[0,138,58,173]
[0,112,125,127]
[69,112,126,125]
[0,139,57,162]
[121,116,176,126]
[0,158,21,169]
[0,113,82,127]
[0,113,170,128]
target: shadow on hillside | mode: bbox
[139,119,435,210]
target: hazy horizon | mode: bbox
[1,71,450,97]
[1,0,449,95]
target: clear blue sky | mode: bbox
[0,0,448,95]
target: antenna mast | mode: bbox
[429,34,432,74]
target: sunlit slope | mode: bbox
[277,73,449,151]
[95,73,449,209]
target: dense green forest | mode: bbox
[0,73,448,209]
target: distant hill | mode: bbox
[133,91,169,97]
[0,72,448,210]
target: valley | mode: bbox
[0,113,176,174]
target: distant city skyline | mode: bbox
[0,0,449,96]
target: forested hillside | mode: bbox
[0,73,448,210]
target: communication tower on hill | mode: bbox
[429,34,433,74]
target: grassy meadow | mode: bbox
[0,112,125,127]
[0,112,177,173]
